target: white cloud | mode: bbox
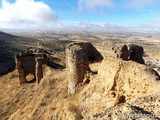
[58,21,160,33]
[0,0,58,29]
[78,0,113,12]
[128,0,160,7]
[77,0,160,9]
[59,21,129,33]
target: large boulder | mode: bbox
[128,44,145,64]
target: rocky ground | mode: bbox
[0,56,160,120]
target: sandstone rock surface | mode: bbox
[112,44,129,60]
[79,57,160,118]
[66,42,103,95]
[96,42,145,64]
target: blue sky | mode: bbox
[0,0,160,31]
[45,0,160,26]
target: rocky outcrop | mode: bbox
[145,59,160,76]
[79,57,160,118]
[82,93,160,120]
[15,52,47,85]
[112,45,129,60]
[27,47,49,54]
[128,44,145,64]
[66,42,149,95]
[96,42,145,64]
[66,42,103,95]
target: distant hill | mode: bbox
[0,31,20,75]
[0,31,17,40]
[0,31,38,75]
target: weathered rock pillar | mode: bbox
[66,44,90,95]
[36,57,44,84]
[16,59,26,84]
[66,42,103,95]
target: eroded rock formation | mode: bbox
[66,42,103,95]
[79,57,160,118]
[96,42,145,64]
[36,57,44,84]
[128,44,145,64]
[66,42,148,95]
[15,52,46,85]
[112,45,129,60]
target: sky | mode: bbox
[0,0,160,31]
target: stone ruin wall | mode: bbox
[15,52,47,85]
[36,57,44,84]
